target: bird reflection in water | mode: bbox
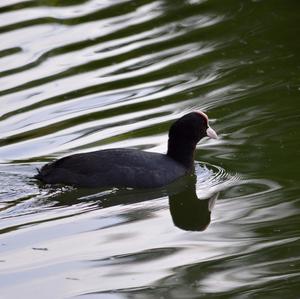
[37,174,218,232]
[169,178,218,231]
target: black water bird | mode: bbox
[35,111,218,188]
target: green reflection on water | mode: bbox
[0,0,299,298]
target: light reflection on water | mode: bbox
[0,159,288,298]
[0,0,299,298]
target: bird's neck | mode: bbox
[167,138,196,169]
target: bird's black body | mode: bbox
[35,112,217,189]
[35,149,187,188]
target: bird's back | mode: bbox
[36,148,187,188]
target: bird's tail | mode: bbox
[34,168,42,180]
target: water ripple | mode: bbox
[0,0,299,298]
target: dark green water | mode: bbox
[0,0,299,298]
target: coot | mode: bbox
[35,111,218,188]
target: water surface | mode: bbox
[0,0,300,298]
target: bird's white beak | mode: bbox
[206,126,218,139]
